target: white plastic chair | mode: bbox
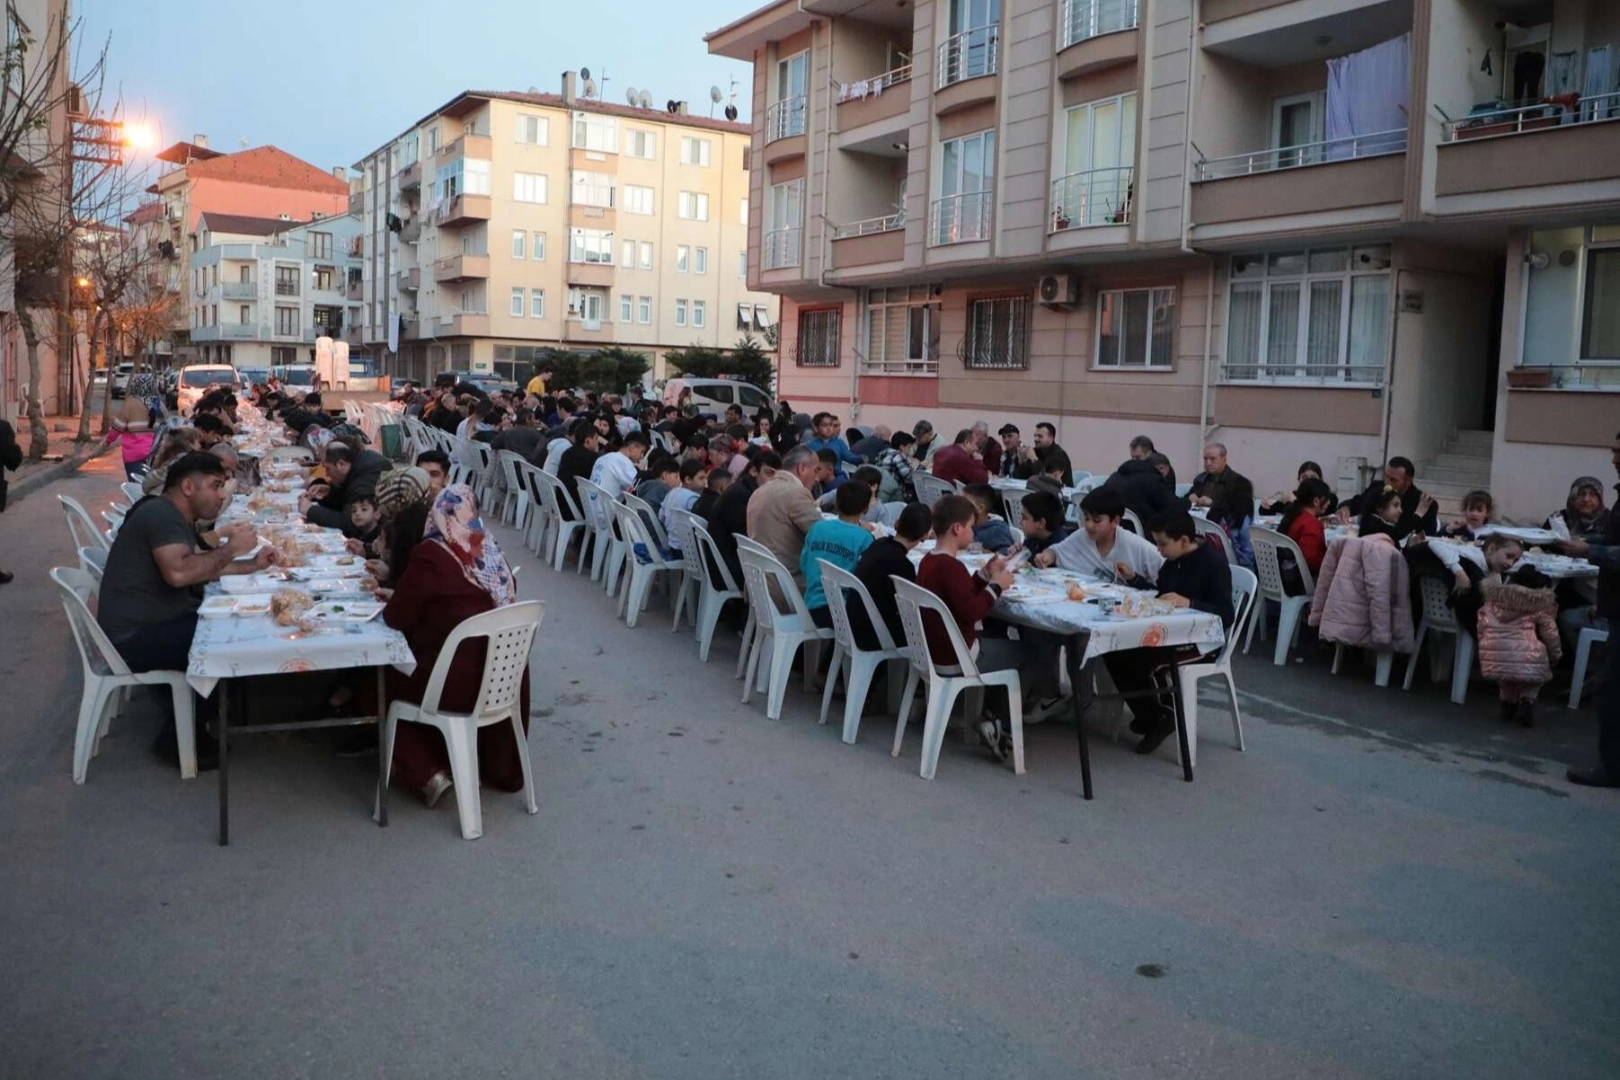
[684,518,745,662]
[50,567,199,782]
[516,462,549,554]
[1247,526,1314,665]
[1402,574,1474,706]
[120,481,146,505]
[496,450,530,528]
[78,546,108,583]
[573,476,620,586]
[1121,508,1144,535]
[1569,626,1609,709]
[533,470,584,572]
[732,534,774,680]
[737,544,833,721]
[1168,566,1257,769]
[609,500,681,628]
[1192,515,1235,565]
[817,561,907,745]
[665,506,702,631]
[890,577,1026,779]
[59,495,110,552]
[379,600,543,840]
[913,473,955,507]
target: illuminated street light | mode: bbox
[122,122,157,151]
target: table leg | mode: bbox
[1069,636,1093,801]
[216,680,230,846]
[375,666,389,828]
[1170,668,1194,783]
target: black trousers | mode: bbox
[1103,645,1198,731]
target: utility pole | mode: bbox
[58,101,127,414]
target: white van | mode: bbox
[176,364,240,415]
[661,377,776,420]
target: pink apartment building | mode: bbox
[707,0,1620,521]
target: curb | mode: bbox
[7,441,116,506]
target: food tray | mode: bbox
[305,600,386,623]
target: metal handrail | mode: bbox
[763,226,802,270]
[1441,91,1620,140]
[1196,128,1407,180]
[1050,166,1133,230]
[929,192,992,246]
[832,212,905,239]
[766,95,807,142]
[937,25,998,89]
[837,65,912,103]
[1220,362,1387,386]
[1060,0,1138,50]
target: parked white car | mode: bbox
[661,377,776,420]
[176,364,240,415]
[110,363,135,399]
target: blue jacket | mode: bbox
[805,435,863,479]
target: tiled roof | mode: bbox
[185,146,348,194]
[199,212,302,236]
[156,140,223,165]
[123,201,165,225]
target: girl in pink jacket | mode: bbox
[1476,565,1562,727]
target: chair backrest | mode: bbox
[497,449,525,493]
[891,576,980,679]
[120,481,146,505]
[59,495,109,552]
[574,475,615,532]
[610,498,675,568]
[49,566,130,678]
[1000,488,1028,528]
[1219,566,1259,666]
[78,546,108,582]
[1417,573,1459,629]
[1121,508,1143,535]
[733,534,773,559]
[1192,515,1237,566]
[737,545,816,628]
[818,560,898,653]
[666,507,705,578]
[418,600,543,719]
[913,473,954,507]
[690,520,742,595]
[1249,525,1313,601]
[623,491,670,550]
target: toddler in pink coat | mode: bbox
[1476,565,1562,726]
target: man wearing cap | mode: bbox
[996,424,1024,478]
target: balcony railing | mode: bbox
[1220,362,1387,387]
[1060,0,1138,49]
[274,280,299,297]
[837,66,911,103]
[832,212,905,239]
[763,226,802,270]
[221,281,256,299]
[929,191,992,246]
[937,25,998,89]
[766,95,807,142]
[1442,91,1620,140]
[1050,166,1133,230]
[1195,128,1407,181]
[572,181,616,209]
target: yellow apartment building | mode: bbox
[352,75,779,389]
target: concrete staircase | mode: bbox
[1419,429,1493,518]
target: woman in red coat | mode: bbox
[382,484,528,807]
[1278,477,1334,593]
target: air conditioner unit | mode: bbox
[1038,274,1079,308]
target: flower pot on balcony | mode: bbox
[1506,367,1554,389]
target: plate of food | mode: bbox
[305,600,386,623]
[231,594,274,617]
[199,595,239,618]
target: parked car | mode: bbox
[175,364,241,415]
[661,377,776,420]
[110,363,135,399]
[237,366,270,388]
[435,369,517,397]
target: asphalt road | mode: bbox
[2,456,1618,1080]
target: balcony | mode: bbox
[1050,166,1133,231]
[437,193,492,229]
[435,133,492,164]
[1435,93,1620,205]
[766,96,806,143]
[190,322,259,343]
[400,216,421,243]
[1057,0,1139,79]
[762,227,802,270]
[937,25,998,90]
[929,191,992,246]
[399,161,421,191]
[1191,131,1406,231]
[835,66,911,133]
[1196,129,1405,180]
[221,281,256,299]
[435,313,489,337]
[397,267,420,291]
[565,260,615,288]
[346,276,363,301]
[433,254,490,283]
[831,214,904,270]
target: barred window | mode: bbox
[961,296,1029,370]
[796,308,841,367]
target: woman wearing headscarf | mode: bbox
[356,466,434,588]
[1546,476,1611,542]
[380,484,528,807]
[107,373,166,480]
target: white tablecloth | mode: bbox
[187,607,416,697]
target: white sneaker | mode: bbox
[975,719,1007,763]
[421,771,454,808]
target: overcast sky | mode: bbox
[79,0,755,174]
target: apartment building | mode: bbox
[186,211,364,369]
[143,140,352,364]
[351,76,778,388]
[707,0,1620,521]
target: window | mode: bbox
[460,227,488,256]
[740,198,749,226]
[515,114,549,145]
[738,251,748,278]
[638,296,652,324]
[428,127,440,153]
[676,245,690,273]
[675,300,688,327]
[238,304,250,324]
[796,308,841,367]
[755,304,772,331]
[680,136,712,166]
[935,130,995,245]
[314,266,334,291]
[677,192,709,221]
[573,170,615,208]
[570,289,605,329]
[513,172,547,203]
[1582,247,1620,361]
[639,241,653,270]
[620,294,633,323]
[531,289,545,318]
[308,231,333,259]
[694,247,708,275]
[569,227,614,264]
[1056,94,1136,229]
[620,239,635,268]
[623,184,654,215]
[625,129,656,159]
[765,181,804,268]
[572,114,618,153]
[1096,287,1175,369]
[963,296,1029,370]
[511,287,526,317]
[772,52,809,139]
[512,230,525,259]
[692,300,706,328]
[437,158,490,200]
[864,285,942,374]
[275,306,299,336]
[533,232,546,261]
[737,304,752,330]
[239,265,251,283]
[1272,91,1326,168]
[274,265,298,296]
[1223,246,1392,384]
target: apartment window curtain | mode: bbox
[1325,34,1410,158]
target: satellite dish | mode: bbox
[580,66,592,82]
[626,86,639,106]
[724,104,739,122]
[710,85,723,103]
[527,85,539,94]
[584,78,598,97]
[638,90,652,109]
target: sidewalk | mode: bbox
[4,416,116,506]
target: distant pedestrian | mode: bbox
[0,416,20,584]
